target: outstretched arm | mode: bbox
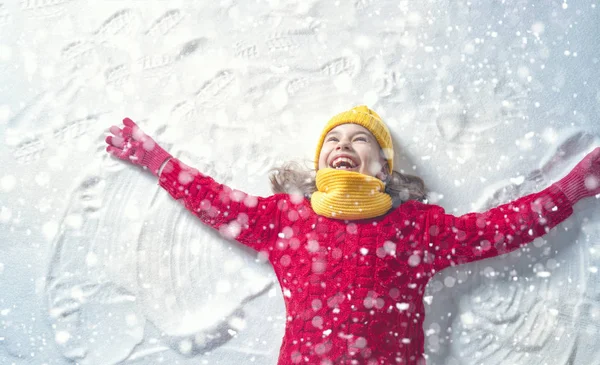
[105,118,282,252]
[423,147,600,271]
[158,157,282,251]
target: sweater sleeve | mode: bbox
[157,157,282,252]
[422,185,574,271]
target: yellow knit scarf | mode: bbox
[311,168,392,220]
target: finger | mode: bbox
[122,126,133,137]
[123,118,137,128]
[109,125,123,137]
[106,145,125,158]
[105,135,125,148]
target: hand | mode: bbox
[105,118,172,177]
[554,147,600,204]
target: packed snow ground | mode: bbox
[1,0,599,364]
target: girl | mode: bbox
[106,105,600,365]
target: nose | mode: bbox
[335,139,351,150]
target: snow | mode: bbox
[1,0,599,364]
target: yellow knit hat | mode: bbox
[314,105,393,173]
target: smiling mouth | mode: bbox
[330,157,358,170]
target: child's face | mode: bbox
[318,123,387,178]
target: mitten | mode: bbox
[554,147,600,204]
[105,118,172,177]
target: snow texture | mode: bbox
[1,0,599,364]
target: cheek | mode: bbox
[318,148,330,168]
[360,147,378,163]
[360,148,383,172]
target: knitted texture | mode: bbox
[141,143,171,176]
[315,106,394,173]
[311,168,392,220]
[554,147,600,204]
[159,158,574,365]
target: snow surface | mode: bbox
[1,0,600,364]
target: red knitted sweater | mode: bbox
[158,158,574,365]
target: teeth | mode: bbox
[331,157,357,169]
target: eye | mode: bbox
[326,136,339,142]
[354,136,367,142]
